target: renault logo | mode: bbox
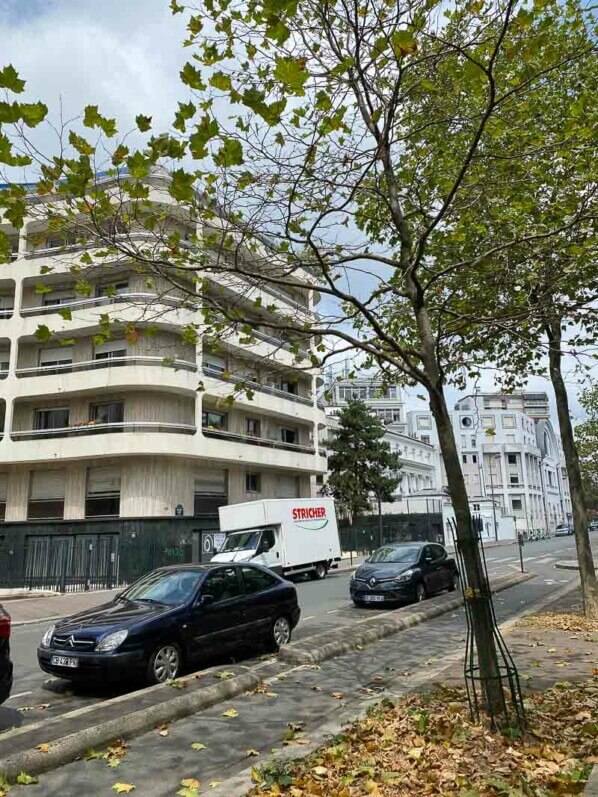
[369,577,376,587]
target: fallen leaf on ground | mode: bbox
[246,749,260,757]
[191,743,206,751]
[332,692,343,699]
[209,782,222,788]
[16,773,38,786]
[265,691,278,698]
[180,779,200,790]
[112,784,135,794]
[36,743,49,753]
[215,670,235,680]
[222,708,238,718]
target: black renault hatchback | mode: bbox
[350,542,459,606]
[38,563,300,685]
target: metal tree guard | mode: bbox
[448,517,526,731]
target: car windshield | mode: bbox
[121,570,203,606]
[220,531,261,553]
[367,545,421,564]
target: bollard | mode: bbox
[518,532,525,573]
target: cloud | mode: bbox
[1,0,188,158]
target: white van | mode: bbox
[212,498,341,579]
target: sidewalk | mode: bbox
[4,588,121,625]
[6,576,582,797]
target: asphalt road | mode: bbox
[0,534,585,731]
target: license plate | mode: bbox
[51,655,79,668]
[363,595,385,602]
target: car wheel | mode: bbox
[270,616,292,649]
[312,563,327,580]
[352,598,364,607]
[415,582,427,603]
[147,642,181,685]
[448,573,460,593]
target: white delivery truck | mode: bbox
[212,498,341,579]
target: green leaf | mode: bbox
[68,130,94,156]
[0,64,26,93]
[16,772,38,786]
[83,105,117,137]
[126,151,151,180]
[189,115,219,159]
[34,324,52,343]
[169,169,195,202]
[191,742,207,750]
[210,71,232,92]
[19,101,48,127]
[135,114,152,132]
[274,56,309,91]
[59,307,73,321]
[34,283,53,295]
[214,138,243,167]
[391,30,418,56]
[180,63,206,91]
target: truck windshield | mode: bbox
[220,530,261,553]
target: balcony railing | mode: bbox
[202,364,314,407]
[251,328,310,357]
[0,309,13,319]
[15,355,198,378]
[11,421,197,441]
[202,425,315,454]
[20,293,187,317]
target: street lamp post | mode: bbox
[489,455,500,541]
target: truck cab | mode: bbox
[212,526,280,571]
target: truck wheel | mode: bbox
[313,563,327,580]
[269,616,292,649]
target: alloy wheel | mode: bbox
[416,583,426,603]
[153,645,180,682]
[273,617,291,646]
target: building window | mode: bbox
[94,340,127,360]
[510,475,519,485]
[421,435,430,444]
[461,416,473,428]
[502,415,516,429]
[194,468,228,514]
[34,407,69,430]
[275,474,300,498]
[280,428,297,445]
[85,466,121,517]
[90,402,124,425]
[462,454,467,464]
[28,470,65,520]
[315,474,324,485]
[472,454,478,464]
[203,353,227,373]
[97,281,129,297]
[417,415,431,429]
[38,346,73,368]
[43,290,75,307]
[481,415,494,428]
[202,410,227,430]
[511,498,523,511]
[0,472,6,521]
[276,380,298,396]
[245,418,261,437]
[471,437,477,447]
[246,473,261,493]
[507,454,517,465]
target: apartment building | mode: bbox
[324,377,441,500]
[0,171,327,528]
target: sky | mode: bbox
[1,0,593,426]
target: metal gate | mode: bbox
[24,534,118,592]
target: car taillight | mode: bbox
[0,611,11,639]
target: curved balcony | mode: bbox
[20,292,190,318]
[11,420,197,442]
[202,425,315,454]
[202,364,313,407]
[16,355,197,379]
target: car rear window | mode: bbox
[241,567,279,594]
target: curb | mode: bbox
[278,571,535,665]
[0,572,533,782]
[555,560,579,571]
[0,668,261,781]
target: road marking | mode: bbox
[301,615,315,622]
[5,691,32,701]
[326,609,340,614]
[490,556,518,564]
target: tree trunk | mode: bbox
[546,320,598,618]
[427,383,507,717]
[377,493,383,548]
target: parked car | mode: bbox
[555,523,573,537]
[350,542,459,607]
[588,520,598,533]
[0,604,13,705]
[37,564,300,686]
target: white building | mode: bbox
[0,171,327,526]
[451,393,571,534]
[323,377,441,506]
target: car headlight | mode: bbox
[96,630,128,652]
[40,625,55,649]
[394,569,415,583]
